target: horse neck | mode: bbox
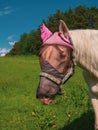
[70,30,98,78]
[70,30,90,64]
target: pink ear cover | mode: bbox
[44,32,73,49]
[40,24,52,42]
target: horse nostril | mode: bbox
[39,97,53,105]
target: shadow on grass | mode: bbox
[58,110,94,130]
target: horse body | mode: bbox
[70,30,98,130]
[36,20,98,130]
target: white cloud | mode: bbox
[0,48,10,56]
[0,6,14,16]
[9,41,16,46]
[7,35,16,46]
[0,53,6,57]
[4,6,11,10]
[7,35,15,40]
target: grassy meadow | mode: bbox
[0,56,94,130]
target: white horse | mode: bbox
[66,20,98,130]
[37,20,98,130]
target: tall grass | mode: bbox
[0,56,94,130]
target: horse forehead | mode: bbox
[40,45,69,58]
[40,46,57,60]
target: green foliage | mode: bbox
[7,6,98,56]
[0,56,94,130]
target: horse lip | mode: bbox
[39,97,54,105]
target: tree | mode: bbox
[7,6,98,56]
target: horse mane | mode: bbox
[70,29,98,78]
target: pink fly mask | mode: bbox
[40,23,73,49]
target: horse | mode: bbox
[36,20,98,130]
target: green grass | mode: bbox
[0,56,94,130]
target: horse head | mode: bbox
[36,20,74,105]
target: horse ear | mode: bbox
[59,20,69,37]
[40,23,53,42]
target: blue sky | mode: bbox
[0,0,98,56]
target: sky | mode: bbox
[0,0,98,56]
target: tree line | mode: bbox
[6,5,98,56]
